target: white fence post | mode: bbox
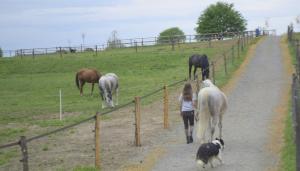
[59,89,62,120]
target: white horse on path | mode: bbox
[196,79,227,144]
[98,73,119,108]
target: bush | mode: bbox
[157,27,185,44]
[84,48,94,52]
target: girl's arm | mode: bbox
[179,94,183,116]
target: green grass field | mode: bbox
[0,40,236,132]
[0,37,258,169]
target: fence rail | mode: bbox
[1,30,276,58]
[288,25,300,171]
[0,30,262,171]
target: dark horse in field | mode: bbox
[189,54,209,80]
[75,68,101,96]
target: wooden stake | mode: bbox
[134,97,141,146]
[95,45,98,56]
[224,53,227,75]
[163,85,169,129]
[95,113,101,169]
[59,89,62,120]
[212,62,216,84]
[19,136,29,171]
[196,76,200,95]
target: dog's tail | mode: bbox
[196,159,205,168]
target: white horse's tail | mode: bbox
[196,91,210,143]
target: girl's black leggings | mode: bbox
[182,111,194,129]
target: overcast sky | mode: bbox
[0,0,299,50]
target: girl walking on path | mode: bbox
[179,83,197,144]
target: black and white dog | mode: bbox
[196,138,224,169]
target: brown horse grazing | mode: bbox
[75,68,101,96]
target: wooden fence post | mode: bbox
[211,61,216,84]
[232,45,235,65]
[134,41,138,53]
[163,85,169,129]
[246,32,249,45]
[19,136,29,171]
[297,40,300,75]
[95,113,101,169]
[59,47,62,58]
[95,45,98,56]
[238,39,240,58]
[223,53,227,75]
[196,76,200,94]
[293,74,300,171]
[134,97,141,146]
[241,35,244,51]
[32,49,35,59]
[171,38,175,51]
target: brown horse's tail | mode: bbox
[75,72,80,89]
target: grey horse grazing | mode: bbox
[98,73,119,108]
[195,79,227,144]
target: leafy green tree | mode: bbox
[0,47,3,57]
[195,2,246,34]
[157,27,185,44]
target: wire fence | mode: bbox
[288,25,300,171]
[0,30,266,171]
[1,31,272,58]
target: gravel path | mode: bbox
[152,36,285,171]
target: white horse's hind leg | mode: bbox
[211,117,218,142]
[218,114,223,139]
[208,117,212,142]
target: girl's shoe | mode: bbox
[186,136,190,144]
[189,136,193,143]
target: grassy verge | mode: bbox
[281,101,296,171]
[280,35,297,171]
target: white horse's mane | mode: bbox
[201,79,216,88]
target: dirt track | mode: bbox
[145,36,292,171]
